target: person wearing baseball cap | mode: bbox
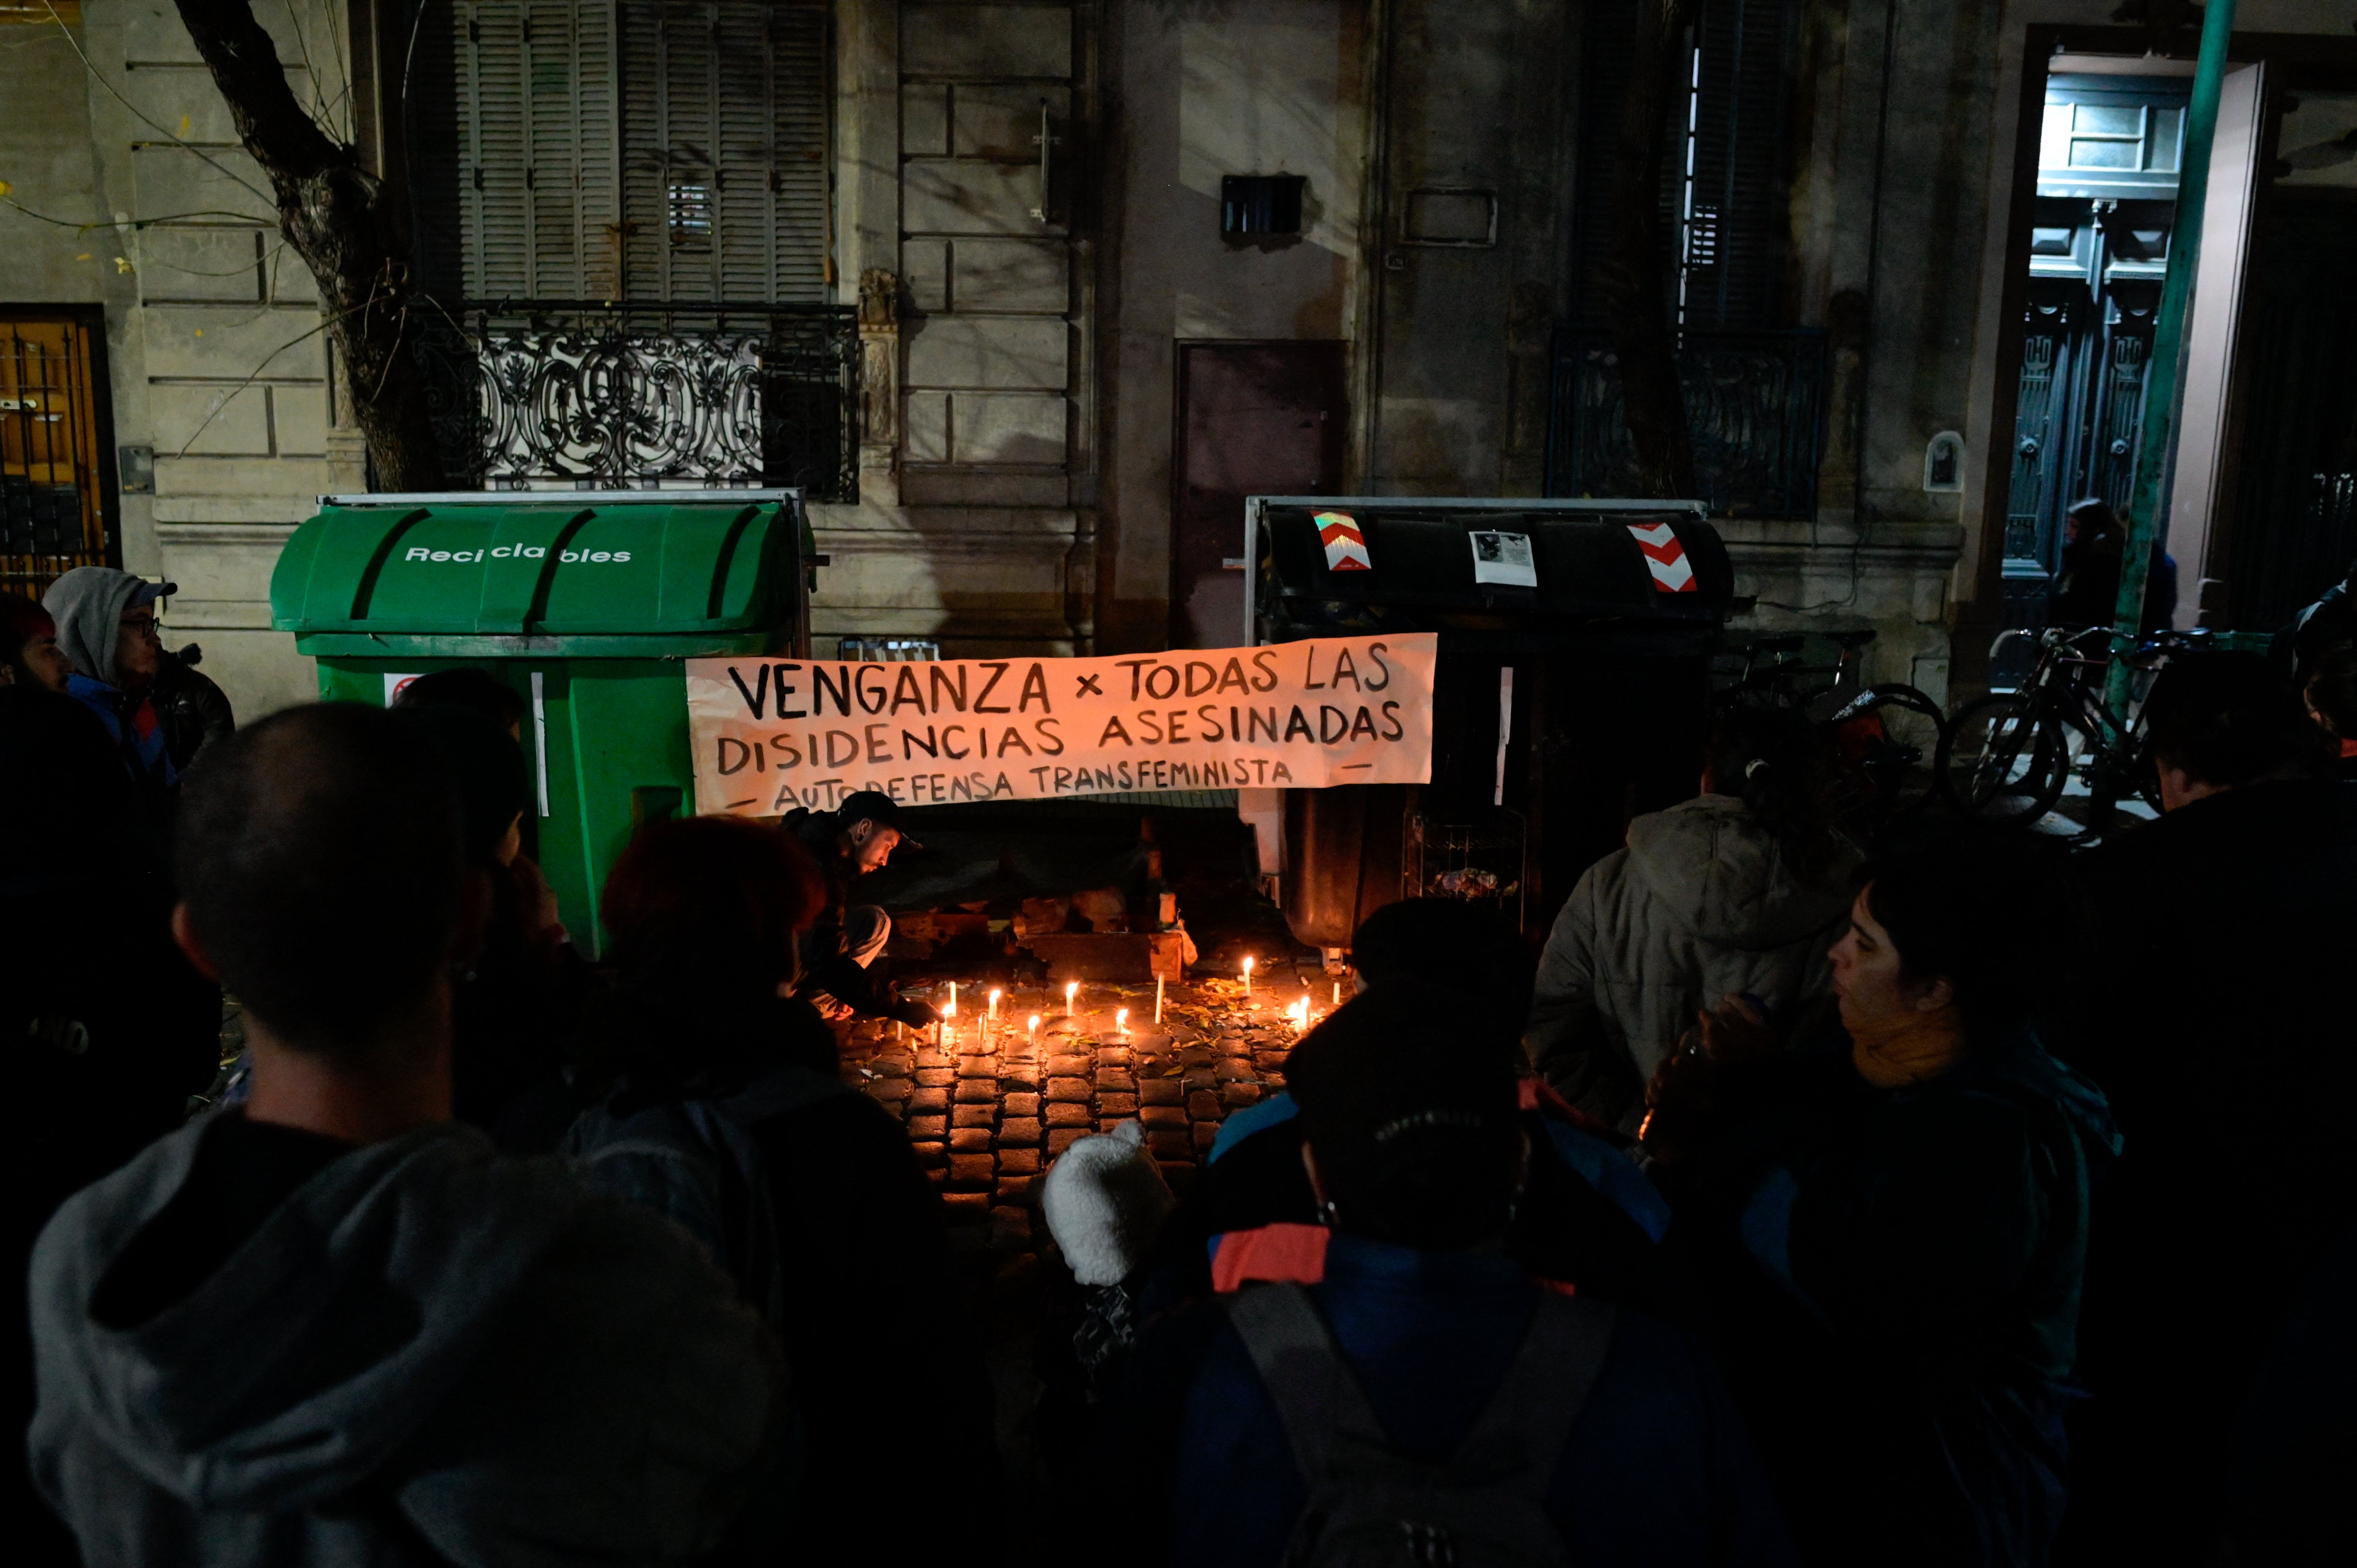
[785,789,939,1028]
[42,566,181,796]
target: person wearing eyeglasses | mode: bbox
[42,566,181,797]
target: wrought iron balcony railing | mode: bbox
[1545,327,1827,519]
[411,300,859,502]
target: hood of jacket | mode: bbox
[43,566,150,689]
[29,1115,588,1516]
[1622,793,1859,952]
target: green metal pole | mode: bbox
[2104,0,2238,724]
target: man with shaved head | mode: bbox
[26,703,790,1568]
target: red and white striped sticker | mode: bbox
[1626,521,1697,592]
[1315,510,1372,572]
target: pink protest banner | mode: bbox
[684,634,1436,816]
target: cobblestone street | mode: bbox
[835,970,1329,1258]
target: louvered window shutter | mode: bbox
[457,2,827,305]
[456,1,623,301]
[458,2,527,299]
[620,3,829,304]
[1572,0,1795,330]
[1685,0,1796,328]
[770,6,830,301]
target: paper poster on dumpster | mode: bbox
[684,634,1438,816]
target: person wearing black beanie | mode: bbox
[1115,981,1791,1568]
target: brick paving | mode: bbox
[835,971,1331,1252]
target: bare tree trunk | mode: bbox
[1602,0,1697,499]
[175,0,446,490]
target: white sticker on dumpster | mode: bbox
[1468,531,1538,587]
[683,634,1439,817]
[383,672,424,706]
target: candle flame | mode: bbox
[1116,1007,1129,1031]
[1241,956,1255,973]
[1027,1014,1040,1030]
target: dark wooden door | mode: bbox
[1172,341,1346,648]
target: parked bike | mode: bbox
[1938,624,2223,826]
[1716,629,1948,829]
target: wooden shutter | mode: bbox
[767,5,831,302]
[1572,0,1795,330]
[1685,0,1796,329]
[620,2,829,303]
[455,1,623,301]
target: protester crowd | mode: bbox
[6,563,2356,1568]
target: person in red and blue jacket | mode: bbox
[1171,898,1705,1332]
[1114,981,1792,1568]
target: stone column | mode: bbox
[857,267,902,506]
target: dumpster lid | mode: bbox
[1248,496,1731,624]
[273,491,802,638]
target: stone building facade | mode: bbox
[5,0,2356,721]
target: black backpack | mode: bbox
[1225,1282,1616,1568]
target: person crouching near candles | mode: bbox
[1115,980,1793,1568]
[782,790,940,1032]
[565,817,995,1568]
[1640,824,2116,1568]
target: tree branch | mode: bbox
[173,0,446,489]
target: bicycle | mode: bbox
[1715,629,1950,827]
[1937,624,2219,827]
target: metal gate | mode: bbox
[1,313,116,602]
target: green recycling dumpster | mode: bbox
[270,489,812,957]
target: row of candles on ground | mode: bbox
[903,958,1347,1049]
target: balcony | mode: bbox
[1545,327,1828,519]
[412,301,860,502]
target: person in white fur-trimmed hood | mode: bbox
[1525,703,1861,1133]
[1041,1119,1176,1399]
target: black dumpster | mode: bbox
[1245,496,1733,948]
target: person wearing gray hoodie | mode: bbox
[1525,704,1861,1133]
[41,564,179,794]
[27,703,791,1568]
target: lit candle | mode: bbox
[1333,980,1342,1006]
[1026,1013,1040,1048]
[1155,976,1165,1023]
[1116,1007,1129,1034]
[1241,956,1254,997]
[1065,980,1079,1018]
[988,987,1001,1027]
[948,981,958,1016]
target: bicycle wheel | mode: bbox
[1939,694,2068,825]
[1827,685,1948,816]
